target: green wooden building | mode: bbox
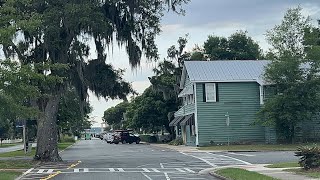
[169,60,320,146]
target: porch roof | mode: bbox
[169,116,184,127]
[180,114,193,126]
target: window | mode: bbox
[205,83,216,102]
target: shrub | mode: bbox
[168,137,183,146]
[60,135,76,143]
[139,135,157,143]
[295,145,320,170]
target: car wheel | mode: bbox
[136,140,140,144]
[122,140,127,144]
[114,142,119,144]
[129,141,133,144]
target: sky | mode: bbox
[1,1,320,127]
[90,0,320,127]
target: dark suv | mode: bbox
[114,130,140,144]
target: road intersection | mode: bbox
[19,139,298,180]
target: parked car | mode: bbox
[103,132,115,143]
[113,130,140,144]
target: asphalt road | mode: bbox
[20,139,299,180]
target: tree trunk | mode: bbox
[34,95,62,162]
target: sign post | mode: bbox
[225,113,230,146]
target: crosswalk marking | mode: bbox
[84,168,89,172]
[74,169,79,172]
[37,169,44,173]
[109,168,115,172]
[151,168,160,172]
[176,168,186,172]
[47,169,54,173]
[184,168,195,173]
[118,168,124,172]
[142,168,151,172]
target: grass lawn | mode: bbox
[265,162,299,168]
[0,142,75,158]
[286,168,320,178]
[215,168,279,180]
[0,171,22,180]
[0,160,36,169]
[198,144,313,151]
[0,143,22,148]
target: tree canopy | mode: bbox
[0,0,189,161]
[203,31,263,60]
[259,7,320,143]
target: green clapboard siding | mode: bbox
[196,82,265,146]
[175,104,195,117]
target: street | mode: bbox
[20,139,299,180]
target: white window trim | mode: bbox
[259,85,264,105]
[205,83,216,102]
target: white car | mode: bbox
[103,132,114,143]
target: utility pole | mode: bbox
[23,124,26,154]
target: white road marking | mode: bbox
[141,172,153,180]
[23,168,34,175]
[74,168,79,172]
[184,168,196,173]
[164,172,170,180]
[151,168,160,172]
[180,152,216,167]
[84,168,89,172]
[118,168,124,172]
[47,169,54,173]
[109,168,115,172]
[160,163,164,168]
[226,152,255,157]
[37,169,44,173]
[216,153,252,165]
[176,168,186,172]
[142,168,151,172]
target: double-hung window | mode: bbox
[205,83,216,102]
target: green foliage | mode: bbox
[57,88,92,137]
[266,6,310,58]
[259,7,320,143]
[139,135,158,143]
[59,136,76,143]
[103,102,129,128]
[204,31,263,60]
[168,137,183,146]
[295,145,320,170]
[125,87,177,132]
[0,0,188,160]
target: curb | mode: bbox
[209,171,230,180]
[58,142,77,154]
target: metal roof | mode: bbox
[184,60,270,85]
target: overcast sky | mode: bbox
[90,0,320,127]
[1,1,320,127]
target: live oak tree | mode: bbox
[0,0,188,161]
[260,7,320,143]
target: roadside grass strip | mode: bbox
[198,144,313,151]
[0,142,75,158]
[285,168,320,178]
[215,168,280,180]
[0,160,36,169]
[0,143,22,148]
[265,162,299,168]
[0,171,22,180]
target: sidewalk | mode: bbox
[0,143,36,154]
[242,164,317,180]
[208,164,317,180]
[149,143,220,152]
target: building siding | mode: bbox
[196,82,265,146]
[174,104,195,117]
